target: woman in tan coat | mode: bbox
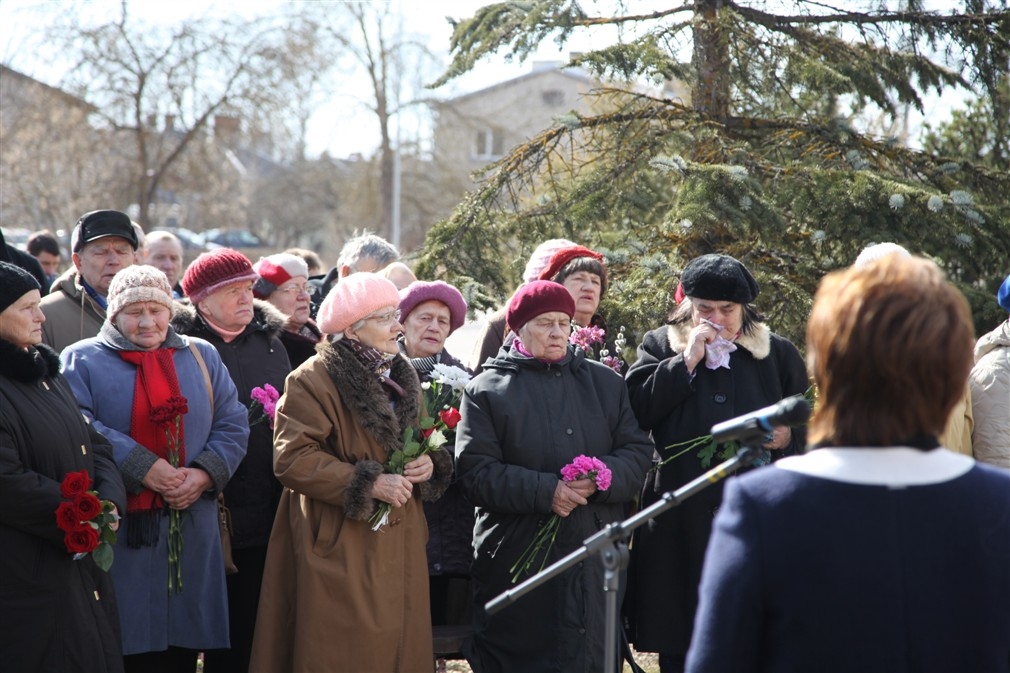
[250,273,452,673]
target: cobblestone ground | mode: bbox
[442,649,661,672]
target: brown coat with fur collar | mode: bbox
[250,340,451,673]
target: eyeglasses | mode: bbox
[276,283,311,297]
[366,309,401,326]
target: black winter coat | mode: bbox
[171,300,291,548]
[0,338,127,672]
[623,321,809,660]
[456,343,654,673]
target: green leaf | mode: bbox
[697,441,718,469]
[92,542,113,572]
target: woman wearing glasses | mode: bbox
[253,253,322,369]
[251,273,452,673]
[171,248,292,673]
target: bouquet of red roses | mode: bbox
[510,455,612,583]
[55,470,119,572]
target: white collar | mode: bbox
[775,447,974,486]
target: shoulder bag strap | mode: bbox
[187,341,215,418]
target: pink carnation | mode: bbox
[569,325,606,351]
[559,454,612,491]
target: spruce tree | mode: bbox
[416,0,1010,349]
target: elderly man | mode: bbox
[144,230,185,297]
[173,248,292,673]
[308,231,400,317]
[40,209,138,352]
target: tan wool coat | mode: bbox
[39,268,107,353]
[250,340,452,673]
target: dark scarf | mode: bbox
[340,337,406,398]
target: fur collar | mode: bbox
[666,320,771,360]
[317,340,421,460]
[170,298,288,340]
[0,338,61,383]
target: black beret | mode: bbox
[681,254,759,304]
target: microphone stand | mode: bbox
[486,445,761,673]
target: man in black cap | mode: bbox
[40,209,139,352]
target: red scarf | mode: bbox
[118,348,188,547]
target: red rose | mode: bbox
[438,407,462,430]
[64,524,99,554]
[421,427,435,439]
[73,492,103,522]
[55,501,80,532]
[60,470,92,498]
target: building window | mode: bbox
[474,128,505,160]
[541,89,564,106]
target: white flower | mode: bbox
[739,195,752,210]
[927,195,944,212]
[370,509,390,532]
[426,429,447,450]
[950,190,973,206]
[420,381,431,390]
[430,363,472,391]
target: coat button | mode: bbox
[713,393,727,404]
[566,428,573,435]
[433,563,442,572]
[81,444,87,455]
[555,371,562,377]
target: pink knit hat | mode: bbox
[252,253,309,299]
[522,238,576,283]
[182,248,259,305]
[317,273,401,335]
[398,280,467,333]
[507,280,575,332]
[107,265,174,320]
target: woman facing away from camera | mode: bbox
[686,254,1010,673]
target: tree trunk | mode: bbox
[692,0,730,119]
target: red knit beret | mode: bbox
[506,280,575,332]
[182,248,259,305]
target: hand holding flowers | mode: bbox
[510,455,612,583]
[369,364,471,531]
[55,470,119,572]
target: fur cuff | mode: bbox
[344,460,383,520]
[419,447,453,502]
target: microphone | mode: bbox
[710,395,811,443]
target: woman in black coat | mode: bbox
[0,261,127,673]
[624,254,809,673]
[456,281,654,673]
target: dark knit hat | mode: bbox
[398,280,468,333]
[182,248,259,305]
[998,273,1010,313]
[70,210,139,252]
[680,254,759,304]
[507,280,575,332]
[0,261,41,313]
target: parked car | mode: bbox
[199,229,268,249]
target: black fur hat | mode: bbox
[680,254,759,304]
[0,261,41,313]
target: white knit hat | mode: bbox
[107,265,175,320]
[854,242,911,267]
[522,238,576,283]
[253,253,309,299]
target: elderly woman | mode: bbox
[251,273,453,673]
[60,265,249,673]
[398,280,474,630]
[455,280,654,673]
[0,262,127,673]
[624,253,809,673]
[687,255,1010,673]
[253,252,322,368]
